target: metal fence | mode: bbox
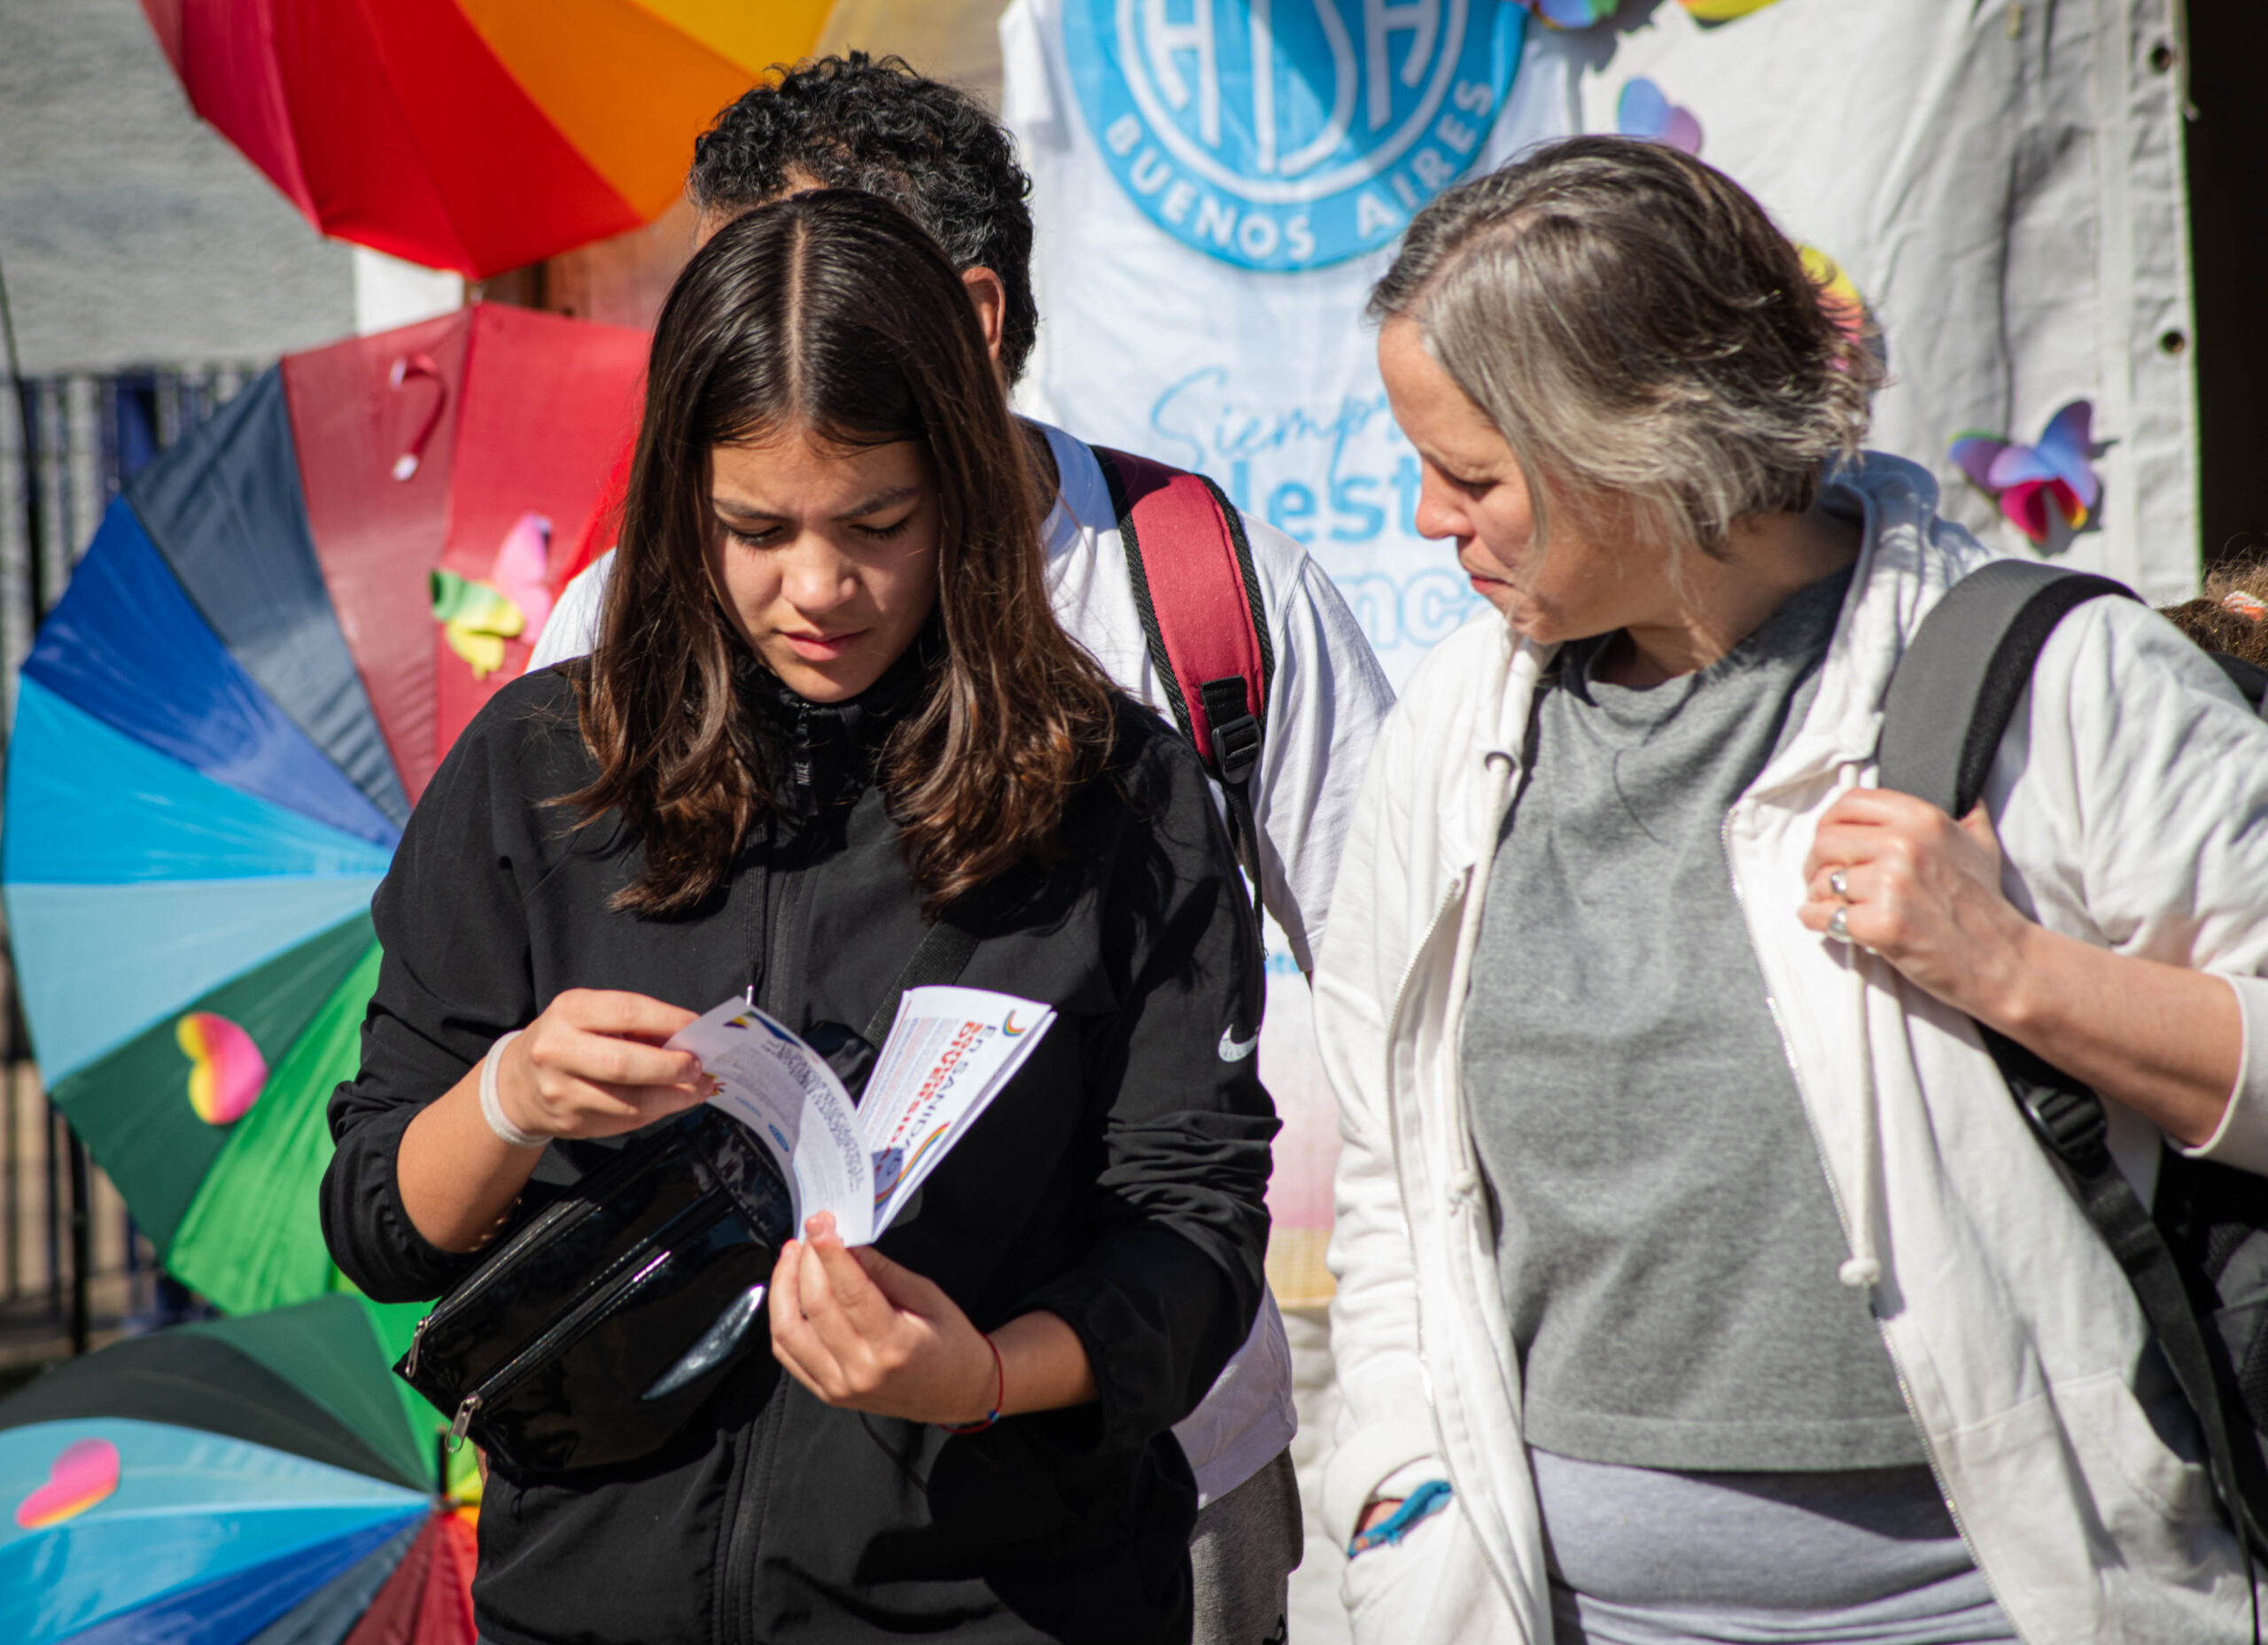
[0,362,264,1357]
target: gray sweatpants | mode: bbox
[1190,1447,1304,1645]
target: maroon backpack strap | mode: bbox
[1091,446,1274,882]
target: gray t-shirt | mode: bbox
[1463,567,1926,1471]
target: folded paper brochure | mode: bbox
[668,986,1055,1246]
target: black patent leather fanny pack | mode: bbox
[396,1107,794,1478]
[396,914,982,1478]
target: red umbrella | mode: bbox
[281,302,648,795]
[136,0,832,278]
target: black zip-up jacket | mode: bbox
[322,652,1276,1645]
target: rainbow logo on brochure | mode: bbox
[1065,0,1526,270]
[673,987,1056,1246]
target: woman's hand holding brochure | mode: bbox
[664,986,1097,1425]
[667,985,1056,1246]
[765,1208,1099,1425]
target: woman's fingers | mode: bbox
[1798,873,1895,949]
[1801,787,1958,879]
[768,1239,845,1400]
[796,1222,905,1370]
[504,1065,703,1139]
[1806,856,1891,908]
[1798,788,2029,1015]
[527,1023,702,1091]
[548,988,702,1042]
[807,1219,892,1320]
[1816,786,1940,828]
[498,988,708,1140]
[766,1223,992,1421]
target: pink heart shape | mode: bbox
[176,1012,268,1126]
[491,512,555,640]
[16,1437,120,1529]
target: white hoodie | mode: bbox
[1317,456,2268,1644]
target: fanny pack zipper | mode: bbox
[407,1196,595,1377]
[446,1193,736,1446]
[405,1125,711,1378]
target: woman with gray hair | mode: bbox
[1320,137,2268,1643]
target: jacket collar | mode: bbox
[736,622,939,818]
[1441,454,1994,864]
[1748,453,1992,800]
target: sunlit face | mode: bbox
[1378,319,1660,647]
[706,431,941,703]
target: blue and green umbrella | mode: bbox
[0,302,644,1317]
[0,1293,479,1644]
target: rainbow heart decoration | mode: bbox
[15,1436,120,1529]
[430,573,524,679]
[431,512,555,679]
[1949,400,2101,547]
[176,1011,268,1126]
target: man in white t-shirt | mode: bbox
[530,55,1392,1643]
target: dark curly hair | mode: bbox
[2161,560,2268,671]
[688,54,1039,386]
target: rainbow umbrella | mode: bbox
[136,0,833,279]
[0,1294,479,1644]
[2,302,645,1319]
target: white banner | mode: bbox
[1006,0,1578,694]
[1000,0,2199,1306]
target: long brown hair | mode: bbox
[570,190,1117,915]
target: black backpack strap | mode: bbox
[2212,649,2268,710]
[862,912,981,1049]
[1878,560,2268,1566]
[1876,558,2133,819]
[1987,1032,2268,1561]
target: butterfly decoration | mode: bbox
[1798,245,1871,356]
[1948,401,2101,548]
[1618,78,1703,154]
[431,512,555,679]
[1523,0,1615,27]
[1530,0,1782,27]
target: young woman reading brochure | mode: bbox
[320,190,1275,1645]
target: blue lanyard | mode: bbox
[1346,1479,1452,1557]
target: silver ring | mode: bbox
[1828,905,1850,942]
[1829,868,1850,901]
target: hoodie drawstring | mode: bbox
[1834,758,1884,1293]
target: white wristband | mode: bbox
[478,1029,544,1149]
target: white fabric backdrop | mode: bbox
[998,3,2195,1630]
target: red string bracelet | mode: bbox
[940,1335,1004,1435]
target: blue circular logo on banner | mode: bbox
[1063,0,1524,272]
